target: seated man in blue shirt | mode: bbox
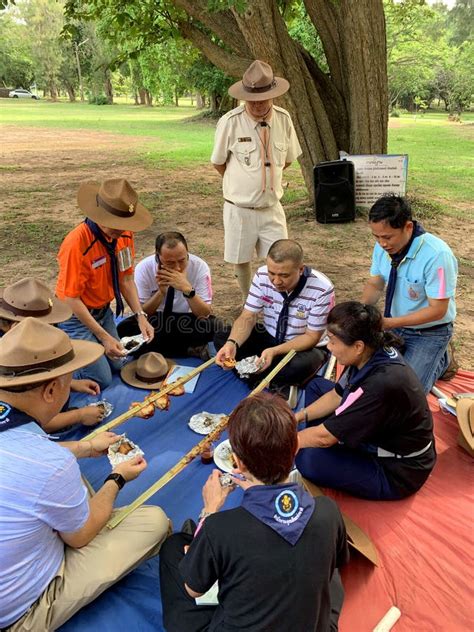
[362,194,458,393]
[0,318,169,631]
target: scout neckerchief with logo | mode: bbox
[0,401,39,433]
[84,218,125,316]
[275,266,311,344]
[384,221,425,318]
[241,483,315,545]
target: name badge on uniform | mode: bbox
[117,247,132,272]
[238,137,252,142]
[91,256,107,269]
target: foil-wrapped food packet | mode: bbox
[108,434,144,467]
[235,355,264,378]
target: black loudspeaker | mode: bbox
[314,160,355,224]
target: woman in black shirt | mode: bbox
[159,393,348,632]
[296,301,436,500]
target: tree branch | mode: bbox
[173,0,252,59]
[177,20,251,77]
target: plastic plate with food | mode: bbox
[213,439,237,473]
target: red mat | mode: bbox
[326,370,474,632]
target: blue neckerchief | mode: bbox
[339,346,405,405]
[241,483,315,546]
[275,266,311,344]
[84,218,124,316]
[384,221,425,318]
[0,401,39,433]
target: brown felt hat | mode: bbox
[228,60,289,102]
[77,178,152,232]
[121,352,174,390]
[457,398,474,456]
[0,278,72,324]
[0,318,104,388]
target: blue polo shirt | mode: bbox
[370,232,457,328]
[0,423,89,628]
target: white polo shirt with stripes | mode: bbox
[244,265,335,343]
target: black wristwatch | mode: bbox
[104,473,126,490]
[183,287,196,299]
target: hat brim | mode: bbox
[0,339,104,388]
[228,76,289,101]
[0,290,72,325]
[120,357,175,390]
[77,182,152,232]
[457,398,474,451]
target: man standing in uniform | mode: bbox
[362,194,458,393]
[56,178,155,388]
[211,60,302,298]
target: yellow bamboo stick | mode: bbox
[106,349,296,529]
[83,357,216,440]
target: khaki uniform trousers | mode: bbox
[223,200,288,264]
[8,506,170,632]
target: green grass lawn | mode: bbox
[1,100,472,215]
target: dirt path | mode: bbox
[1,126,472,369]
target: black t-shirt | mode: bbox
[180,496,349,632]
[325,362,436,496]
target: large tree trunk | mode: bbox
[104,73,113,104]
[66,84,76,102]
[196,91,205,109]
[174,0,388,199]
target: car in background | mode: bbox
[8,89,39,99]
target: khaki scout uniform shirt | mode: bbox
[211,105,302,209]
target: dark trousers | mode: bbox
[117,312,221,357]
[214,324,327,387]
[159,531,344,632]
[295,377,401,500]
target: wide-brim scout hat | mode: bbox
[228,60,289,102]
[77,178,152,232]
[0,278,72,324]
[0,318,103,388]
[121,352,174,390]
[457,398,474,455]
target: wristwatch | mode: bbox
[104,473,126,490]
[183,287,196,299]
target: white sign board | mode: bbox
[339,153,408,209]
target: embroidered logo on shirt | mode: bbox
[91,256,107,269]
[295,302,306,318]
[275,490,299,519]
[0,402,11,422]
[408,285,419,299]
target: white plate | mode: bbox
[188,412,227,435]
[213,439,235,473]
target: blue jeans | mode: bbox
[58,307,123,389]
[394,323,453,394]
[296,377,401,500]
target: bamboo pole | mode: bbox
[324,354,337,380]
[107,349,296,529]
[83,357,216,440]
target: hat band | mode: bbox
[96,194,136,218]
[0,298,52,318]
[0,349,75,378]
[242,79,276,94]
[135,371,164,384]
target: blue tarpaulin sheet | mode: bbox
[59,360,252,631]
